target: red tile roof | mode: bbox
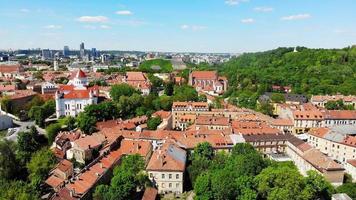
[126,72,147,81]
[347,159,356,167]
[324,110,356,120]
[57,159,73,173]
[191,71,217,80]
[146,142,186,172]
[142,187,158,200]
[309,127,330,138]
[45,175,65,189]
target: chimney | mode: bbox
[100,163,103,169]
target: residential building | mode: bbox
[45,159,74,192]
[306,126,356,164]
[42,82,58,94]
[311,95,356,109]
[345,159,356,182]
[323,110,356,127]
[66,134,106,164]
[146,143,186,194]
[292,110,324,133]
[0,62,24,78]
[188,71,227,95]
[123,72,151,95]
[195,115,230,130]
[55,69,99,118]
[286,136,344,186]
[171,102,209,130]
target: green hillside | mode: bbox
[139,59,173,73]
[222,46,356,108]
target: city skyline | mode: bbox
[0,0,356,53]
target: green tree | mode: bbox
[0,140,18,180]
[27,148,56,188]
[302,170,335,200]
[255,163,306,200]
[59,116,76,130]
[94,154,147,200]
[164,81,174,96]
[194,142,214,160]
[46,123,62,144]
[17,126,40,153]
[0,180,39,200]
[110,83,138,102]
[270,93,286,103]
[258,101,274,116]
[76,113,97,134]
[28,106,46,127]
[337,183,356,200]
[231,143,257,156]
[0,96,12,113]
[173,85,199,102]
[147,117,162,130]
[194,172,213,200]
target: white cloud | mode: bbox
[116,10,133,15]
[100,25,111,29]
[83,25,97,30]
[83,25,111,30]
[225,0,249,6]
[20,8,30,13]
[181,24,189,30]
[281,14,311,21]
[254,7,274,12]
[241,18,255,24]
[77,16,109,23]
[180,24,207,31]
[44,25,62,29]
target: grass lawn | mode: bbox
[139,59,173,73]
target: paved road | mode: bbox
[5,120,47,142]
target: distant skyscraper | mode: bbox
[91,48,97,58]
[42,49,52,60]
[63,46,70,57]
[80,42,85,58]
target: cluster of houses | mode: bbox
[1,61,355,199]
[44,97,356,199]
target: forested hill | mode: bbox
[222,47,356,96]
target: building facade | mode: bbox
[55,69,98,118]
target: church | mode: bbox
[55,69,99,118]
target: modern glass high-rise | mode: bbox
[91,48,97,58]
[80,42,85,58]
[63,46,70,57]
[42,49,52,60]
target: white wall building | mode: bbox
[55,69,98,118]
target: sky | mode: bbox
[0,0,356,53]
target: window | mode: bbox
[176,174,179,179]
[176,183,180,188]
[150,173,153,178]
[169,183,172,188]
[169,174,172,179]
[162,174,165,179]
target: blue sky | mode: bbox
[0,0,355,53]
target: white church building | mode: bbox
[55,69,99,118]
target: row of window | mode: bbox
[160,182,180,189]
[150,173,180,180]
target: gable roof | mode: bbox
[191,71,217,80]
